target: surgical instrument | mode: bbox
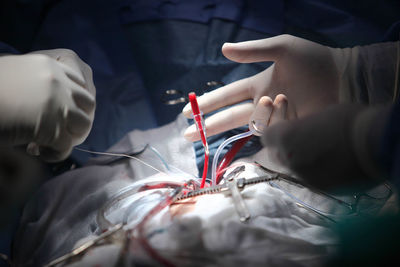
[177,166,279,222]
[189,92,209,188]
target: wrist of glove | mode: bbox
[331,42,399,104]
[261,104,390,191]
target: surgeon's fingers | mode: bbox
[69,81,96,114]
[65,105,92,137]
[184,102,254,142]
[59,53,96,97]
[182,77,253,118]
[249,96,274,136]
[57,61,86,87]
[222,34,294,63]
[38,130,73,162]
[269,94,288,126]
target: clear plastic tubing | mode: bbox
[211,130,254,186]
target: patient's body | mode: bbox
[12,115,396,267]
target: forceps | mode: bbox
[160,81,224,105]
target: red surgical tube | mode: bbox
[188,92,209,188]
[215,135,252,184]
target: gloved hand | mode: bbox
[182,34,342,141]
[28,48,96,143]
[0,50,96,162]
[260,103,390,191]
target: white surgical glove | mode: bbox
[260,104,390,191]
[0,50,96,162]
[182,34,340,141]
[182,34,398,142]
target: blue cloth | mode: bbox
[383,20,400,42]
[284,0,400,47]
[29,1,271,163]
[0,42,19,54]
[117,0,284,35]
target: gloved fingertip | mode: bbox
[183,126,199,142]
[221,42,242,60]
[259,96,273,106]
[249,96,273,135]
[222,42,234,49]
[274,94,288,103]
[182,104,192,118]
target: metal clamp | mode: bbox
[44,223,125,267]
[177,166,279,223]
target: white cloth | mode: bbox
[12,114,393,267]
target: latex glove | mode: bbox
[182,34,340,141]
[28,48,96,144]
[260,103,390,191]
[0,52,96,162]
